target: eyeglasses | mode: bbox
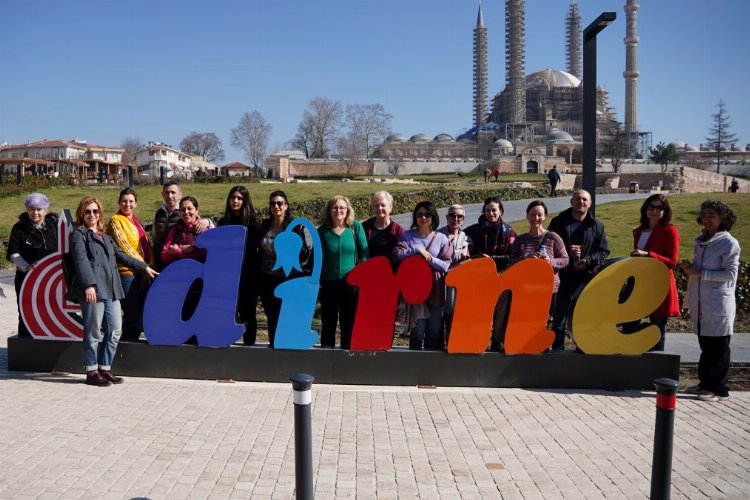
[416,212,432,219]
[84,209,100,215]
[647,204,665,211]
[447,213,464,220]
[269,201,285,207]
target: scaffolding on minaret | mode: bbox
[565,1,582,79]
[473,1,488,128]
[504,0,526,125]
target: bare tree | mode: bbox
[291,97,342,158]
[120,137,141,166]
[336,130,365,174]
[230,110,272,176]
[179,131,225,163]
[342,103,392,159]
[705,99,738,173]
[600,123,632,173]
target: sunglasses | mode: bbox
[269,201,286,207]
[646,204,665,211]
[416,212,432,218]
[84,209,100,215]
[447,213,464,220]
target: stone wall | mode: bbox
[595,166,750,193]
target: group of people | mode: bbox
[7,185,741,400]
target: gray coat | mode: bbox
[66,227,149,304]
[686,231,741,337]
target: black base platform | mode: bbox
[7,336,680,390]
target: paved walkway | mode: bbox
[1,250,749,498]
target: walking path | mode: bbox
[1,191,749,498]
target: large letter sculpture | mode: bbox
[273,219,322,350]
[571,257,669,354]
[347,255,432,351]
[143,225,245,347]
[19,210,83,339]
[445,258,554,354]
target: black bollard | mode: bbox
[159,166,165,186]
[127,166,133,187]
[650,378,679,500]
[290,373,314,500]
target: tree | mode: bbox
[705,99,738,173]
[336,130,365,174]
[649,141,678,173]
[179,131,225,163]
[291,97,342,158]
[120,137,141,166]
[230,110,272,177]
[599,123,632,173]
[342,103,392,159]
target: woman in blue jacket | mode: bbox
[68,196,158,386]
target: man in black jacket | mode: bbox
[547,190,610,350]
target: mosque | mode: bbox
[376,0,648,174]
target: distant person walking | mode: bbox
[483,167,490,183]
[493,167,500,182]
[729,178,739,193]
[547,165,561,197]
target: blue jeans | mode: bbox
[81,299,122,371]
[410,303,444,350]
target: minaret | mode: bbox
[624,0,639,132]
[473,1,488,128]
[565,1,582,79]
[505,0,526,124]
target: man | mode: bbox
[548,190,609,350]
[152,180,210,271]
[547,165,561,197]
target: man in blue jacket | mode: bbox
[548,190,610,350]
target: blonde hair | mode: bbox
[75,196,105,234]
[321,195,355,228]
[372,190,394,209]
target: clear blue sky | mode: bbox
[1,0,748,161]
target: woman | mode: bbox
[438,204,472,332]
[318,195,369,349]
[361,191,404,263]
[106,187,152,342]
[465,197,517,351]
[258,191,311,347]
[217,186,262,345]
[680,200,740,402]
[394,201,453,350]
[629,194,680,351]
[161,196,209,265]
[510,200,569,323]
[7,193,58,337]
[67,196,157,386]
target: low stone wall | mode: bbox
[596,166,750,194]
[372,160,482,176]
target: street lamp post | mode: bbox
[583,11,616,217]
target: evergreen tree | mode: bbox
[705,99,738,173]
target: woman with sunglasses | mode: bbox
[67,196,157,386]
[362,191,404,264]
[7,193,59,337]
[438,204,472,338]
[318,195,369,349]
[258,191,311,347]
[218,185,262,345]
[394,201,453,350]
[106,187,152,342]
[630,194,680,351]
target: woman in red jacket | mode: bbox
[630,194,680,351]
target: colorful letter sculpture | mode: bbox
[19,211,83,339]
[347,255,432,351]
[273,219,322,350]
[445,257,555,354]
[143,225,246,347]
[571,257,669,354]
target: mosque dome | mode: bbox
[493,139,513,148]
[409,133,430,143]
[385,133,406,143]
[670,140,687,150]
[685,145,699,152]
[545,129,574,142]
[433,133,454,143]
[526,68,581,91]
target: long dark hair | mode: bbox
[639,194,672,228]
[410,200,439,231]
[222,185,257,226]
[265,190,293,228]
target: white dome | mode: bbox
[385,133,406,143]
[526,68,581,91]
[546,129,574,142]
[493,139,513,148]
[409,133,430,143]
[433,133,454,143]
